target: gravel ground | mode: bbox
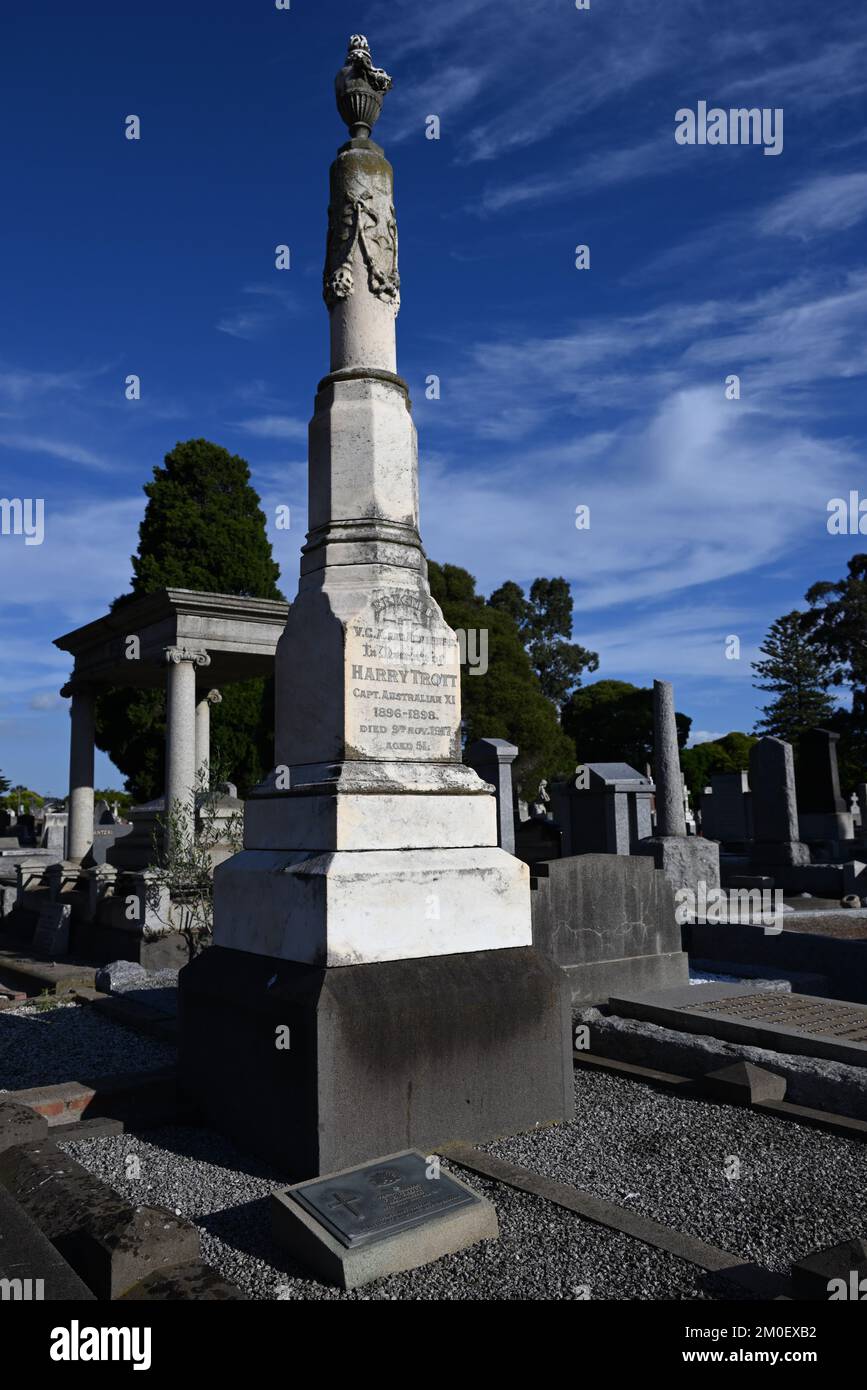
[484,1070,867,1273]
[0,999,176,1089]
[60,1124,747,1301]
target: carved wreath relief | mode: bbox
[324,175,400,313]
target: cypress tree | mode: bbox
[95,440,283,799]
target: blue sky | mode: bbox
[1,0,866,794]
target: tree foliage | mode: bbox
[680,732,757,802]
[752,610,835,742]
[429,562,575,790]
[94,441,283,801]
[489,576,598,704]
[561,679,691,772]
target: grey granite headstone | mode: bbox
[749,736,810,866]
[33,901,71,957]
[465,739,517,854]
[709,771,752,843]
[552,763,654,856]
[798,728,846,813]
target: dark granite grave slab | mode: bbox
[609,982,867,1068]
[292,1149,476,1248]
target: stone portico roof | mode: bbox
[54,588,290,690]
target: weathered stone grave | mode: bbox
[179,36,573,1179]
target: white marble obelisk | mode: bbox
[181,38,572,1178]
[214,36,531,967]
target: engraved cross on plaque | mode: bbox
[326,1190,365,1223]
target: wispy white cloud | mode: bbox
[217,283,300,340]
[235,415,308,440]
[474,132,681,213]
[0,496,142,614]
[0,364,101,404]
[758,172,867,240]
[0,433,112,471]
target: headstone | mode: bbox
[464,739,516,854]
[32,901,71,958]
[271,1149,497,1289]
[797,728,853,849]
[708,771,752,844]
[551,763,654,856]
[179,35,573,1179]
[16,813,36,846]
[531,853,688,1002]
[698,785,714,838]
[749,736,810,866]
[41,811,68,857]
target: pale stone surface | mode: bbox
[326,143,399,374]
[209,35,537,971]
[653,680,686,837]
[214,846,532,965]
[634,834,721,897]
[195,689,221,784]
[66,687,95,862]
[245,790,496,852]
[164,647,209,846]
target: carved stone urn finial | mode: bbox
[335,34,393,139]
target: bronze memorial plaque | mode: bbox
[291,1151,477,1248]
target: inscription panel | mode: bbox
[344,588,461,761]
[685,991,867,1043]
[292,1151,477,1248]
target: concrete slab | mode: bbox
[609,983,867,1069]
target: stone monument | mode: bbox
[797,727,853,851]
[179,36,573,1179]
[634,680,720,895]
[749,736,810,867]
[552,762,654,857]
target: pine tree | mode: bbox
[752,611,835,742]
[95,441,283,800]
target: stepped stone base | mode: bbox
[179,943,574,1181]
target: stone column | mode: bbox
[164,647,210,847]
[653,680,686,837]
[195,689,222,787]
[62,682,95,863]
